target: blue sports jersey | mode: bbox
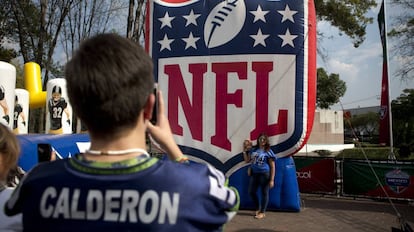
[249,148,276,174]
[5,154,239,231]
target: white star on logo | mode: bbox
[158,34,174,51]
[278,5,297,23]
[250,28,269,47]
[278,29,297,47]
[250,5,269,23]
[182,32,200,50]
[158,12,175,29]
[183,9,200,27]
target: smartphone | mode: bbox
[150,83,158,124]
[37,143,52,162]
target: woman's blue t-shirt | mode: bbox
[249,148,276,174]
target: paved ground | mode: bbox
[225,194,414,232]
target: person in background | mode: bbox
[0,123,22,231]
[5,33,239,231]
[243,133,276,219]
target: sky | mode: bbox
[317,0,414,110]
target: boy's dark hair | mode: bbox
[64,33,154,137]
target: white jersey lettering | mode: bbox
[39,187,179,224]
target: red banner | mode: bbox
[294,157,336,194]
[378,0,390,146]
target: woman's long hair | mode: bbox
[256,133,270,152]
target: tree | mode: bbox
[391,89,414,146]
[316,68,346,109]
[344,112,379,144]
[126,0,145,42]
[61,0,126,60]
[314,0,377,48]
[2,0,75,87]
[389,0,414,81]
[0,47,17,62]
[0,1,18,62]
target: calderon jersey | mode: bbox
[5,155,239,232]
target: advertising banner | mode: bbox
[294,156,336,193]
[343,160,414,199]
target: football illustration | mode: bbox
[204,0,246,48]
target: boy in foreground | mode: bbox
[0,123,22,231]
[5,33,239,231]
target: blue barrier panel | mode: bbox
[229,156,301,212]
[17,133,90,171]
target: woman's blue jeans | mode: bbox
[248,172,270,213]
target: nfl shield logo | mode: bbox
[146,0,316,173]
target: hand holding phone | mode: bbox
[151,83,158,124]
[37,143,52,162]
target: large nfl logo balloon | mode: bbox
[146,0,316,174]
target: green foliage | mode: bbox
[344,111,379,142]
[314,0,377,48]
[1,0,42,62]
[391,89,414,147]
[0,47,17,62]
[0,1,18,61]
[388,0,414,81]
[342,90,414,149]
[0,1,13,39]
[316,68,346,109]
